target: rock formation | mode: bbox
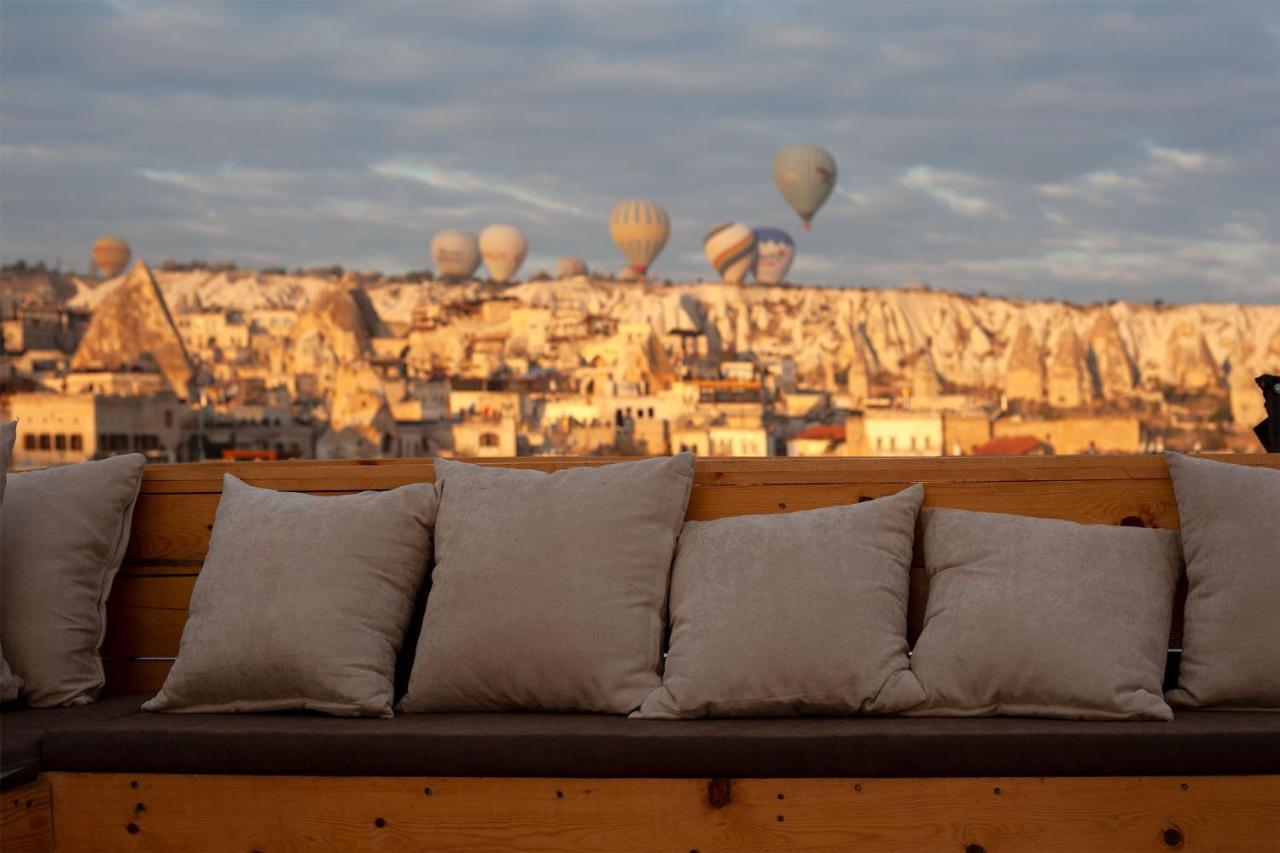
[1047,326,1091,409]
[70,260,195,397]
[1004,324,1045,403]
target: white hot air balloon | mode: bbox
[555,256,588,279]
[478,224,528,284]
[703,222,757,284]
[752,228,796,285]
[430,229,480,282]
[773,144,837,230]
[609,200,669,277]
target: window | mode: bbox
[70,435,83,451]
[924,436,931,449]
[910,436,917,450]
[889,437,897,451]
[164,410,174,428]
[38,434,51,450]
[24,434,35,450]
[55,434,67,451]
[480,432,500,448]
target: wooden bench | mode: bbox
[8,454,1280,852]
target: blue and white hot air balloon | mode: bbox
[703,222,757,285]
[752,228,795,285]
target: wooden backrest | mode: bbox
[103,453,1280,694]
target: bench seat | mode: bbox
[39,707,1280,779]
[0,694,146,790]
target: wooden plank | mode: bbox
[123,478,1185,564]
[101,567,1187,663]
[44,772,1280,853]
[137,453,1280,493]
[2,780,53,853]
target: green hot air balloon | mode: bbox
[772,144,837,230]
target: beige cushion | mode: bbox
[0,420,21,703]
[144,475,438,718]
[400,454,695,714]
[1,453,146,707]
[908,509,1180,721]
[1165,453,1280,709]
[635,485,926,719]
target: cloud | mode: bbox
[899,166,998,217]
[0,0,1275,302]
[370,161,588,218]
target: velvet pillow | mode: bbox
[144,475,438,718]
[1,452,146,706]
[1165,453,1280,709]
[636,485,926,719]
[0,420,21,704]
[908,508,1181,721]
[400,454,694,714]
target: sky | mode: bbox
[1,0,1277,304]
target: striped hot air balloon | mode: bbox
[703,222,757,285]
[478,224,528,284]
[752,228,796,285]
[430,229,480,282]
[609,200,669,277]
[555,256,588,279]
[773,144,837,230]
[91,236,131,278]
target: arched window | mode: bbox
[480,433,500,448]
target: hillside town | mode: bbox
[1,260,1275,470]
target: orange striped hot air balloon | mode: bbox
[91,236,131,277]
[703,222,757,284]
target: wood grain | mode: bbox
[44,772,1280,853]
[121,477,1186,564]
[2,780,53,853]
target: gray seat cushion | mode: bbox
[0,693,146,788]
[39,708,1280,778]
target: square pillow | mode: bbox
[144,475,438,718]
[908,509,1181,721]
[400,453,695,714]
[1165,453,1280,709]
[0,420,21,704]
[1,452,146,707]
[635,485,926,719]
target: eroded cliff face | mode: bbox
[72,270,1280,407]
[69,261,195,397]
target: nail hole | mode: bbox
[776,815,785,822]
[1179,782,1188,791]
[555,790,564,799]
[130,780,139,789]
[993,786,1001,795]
[776,793,784,800]
[854,783,862,792]
[374,817,386,828]
[134,802,145,813]
[1163,826,1183,848]
[126,823,140,835]
[966,845,986,853]
[777,502,786,509]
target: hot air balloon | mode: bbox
[91,236,131,278]
[609,200,669,278]
[555,256,588,279]
[430,229,480,282]
[752,228,796,285]
[703,222,757,285]
[478,224,528,284]
[772,144,837,230]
